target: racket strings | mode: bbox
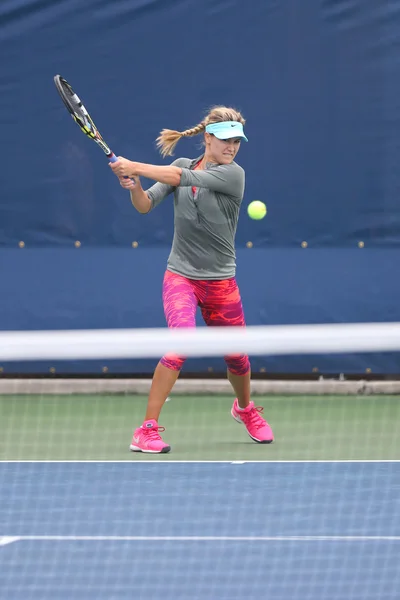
[54,74,111,156]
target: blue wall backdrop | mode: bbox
[1,0,400,374]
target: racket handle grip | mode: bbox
[109,153,133,182]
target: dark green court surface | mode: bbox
[1,395,399,461]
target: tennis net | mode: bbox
[0,322,399,600]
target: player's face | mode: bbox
[204,133,242,164]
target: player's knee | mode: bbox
[160,354,186,371]
[225,355,250,376]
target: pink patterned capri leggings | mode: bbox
[160,270,250,375]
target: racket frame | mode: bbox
[54,74,118,163]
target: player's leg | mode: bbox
[147,270,198,419]
[130,271,198,453]
[144,363,180,420]
[200,277,250,404]
[227,369,251,408]
[200,278,274,443]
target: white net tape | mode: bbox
[1,322,400,361]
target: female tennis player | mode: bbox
[109,106,274,453]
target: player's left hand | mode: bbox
[119,177,136,190]
[109,156,134,178]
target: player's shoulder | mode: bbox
[210,160,244,174]
[217,161,245,183]
[170,157,193,168]
[229,160,244,174]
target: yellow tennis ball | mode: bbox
[247,200,267,220]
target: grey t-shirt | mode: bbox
[146,156,245,280]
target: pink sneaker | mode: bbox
[129,419,171,454]
[231,399,274,443]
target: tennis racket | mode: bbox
[54,74,130,178]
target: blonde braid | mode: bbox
[156,122,206,158]
[156,106,245,158]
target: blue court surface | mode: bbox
[0,461,399,600]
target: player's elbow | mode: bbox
[136,201,152,214]
[131,194,152,214]
[137,207,151,214]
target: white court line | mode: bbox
[1,536,400,546]
[0,460,400,464]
